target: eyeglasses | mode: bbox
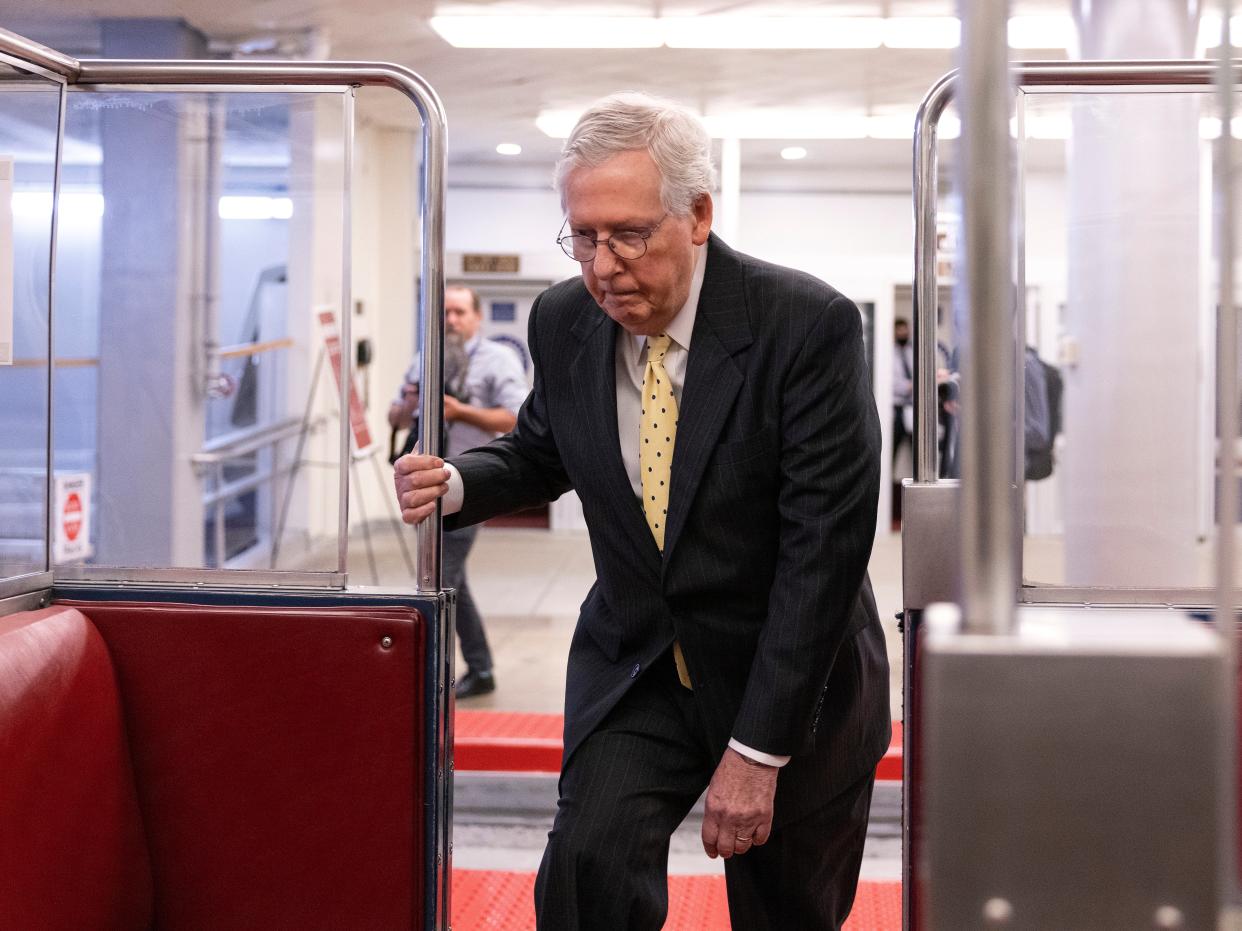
[557,213,669,262]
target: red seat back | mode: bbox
[0,606,153,931]
[64,600,425,930]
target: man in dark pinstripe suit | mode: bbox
[395,93,889,929]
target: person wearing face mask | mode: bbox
[394,93,888,929]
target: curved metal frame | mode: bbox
[913,59,1242,609]
[0,32,449,595]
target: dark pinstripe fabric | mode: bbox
[447,234,890,926]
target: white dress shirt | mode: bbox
[443,245,788,767]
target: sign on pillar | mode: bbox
[53,472,93,564]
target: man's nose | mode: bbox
[591,243,622,278]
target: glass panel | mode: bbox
[1015,88,1228,592]
[0,66,59,581]
[55,88,347,574]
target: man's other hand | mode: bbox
[443,394,465,423]
[394,454,450,525]
[701,747,778,859]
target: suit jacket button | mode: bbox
[630,663,641,678]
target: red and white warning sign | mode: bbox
[317,308,375,455]
[53,472,92,564]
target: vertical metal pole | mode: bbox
[1214,0,1239,902]
[45,81,67,573]
[957,0,1016,634]
[416,93,447,595]
[338,88,354,578]
[214,466,226,568]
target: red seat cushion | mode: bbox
[0,606,153,930]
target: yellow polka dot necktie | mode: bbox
[640,333,692,690]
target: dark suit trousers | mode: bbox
[534,649,874,930]
[442,525,492,674]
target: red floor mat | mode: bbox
[455,710,904,781]
[451,870,901,930]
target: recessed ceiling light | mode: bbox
[496,143,522,156]
[780,146,808,160]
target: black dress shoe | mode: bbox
[456,669,496,699]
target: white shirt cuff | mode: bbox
[442,462,464,515]
[728,738,790,768]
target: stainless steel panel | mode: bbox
[921,605,1225,929]
[902,480,961,612]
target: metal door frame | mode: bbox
[0,27,453,929]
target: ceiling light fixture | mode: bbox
[780,146,808,160]
[429,15,662,49]
[1198,15,1242,50]
[434,14,981,51]
[663,16,882,49]
[496,142,522,156]
[702,111,870,139]
[1007,16,1076,50]
[882,17,960,49]
[538,107,955,141]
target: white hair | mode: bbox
[553,92,717,216]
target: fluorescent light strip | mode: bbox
[663,16,882,50]
[538,108,957,141]
[433,15,1069,51]
[1198,15,1242,50]
[1008,16,1075,50]
[218,196,294,220]
[430,15,662,49]
[882,17,960,49]
[11,191,105,220]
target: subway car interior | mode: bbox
[3,1,1242,928]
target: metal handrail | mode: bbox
[0,27,78,79]
[194,415,314,461]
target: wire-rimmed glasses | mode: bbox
[557,213,669,262]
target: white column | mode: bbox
[1062,0,1203,587]
[718,137,741,245]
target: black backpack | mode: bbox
[1026,356,1063,481]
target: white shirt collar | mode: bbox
[632,242,707,357]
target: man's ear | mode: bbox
[691,193,713,246]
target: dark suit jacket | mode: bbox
[447,234,890,822]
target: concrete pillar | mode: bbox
[95,20,208,566]
[1062,0,1203,587]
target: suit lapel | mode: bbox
[663,236,753,562]
[569,303,663,569]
